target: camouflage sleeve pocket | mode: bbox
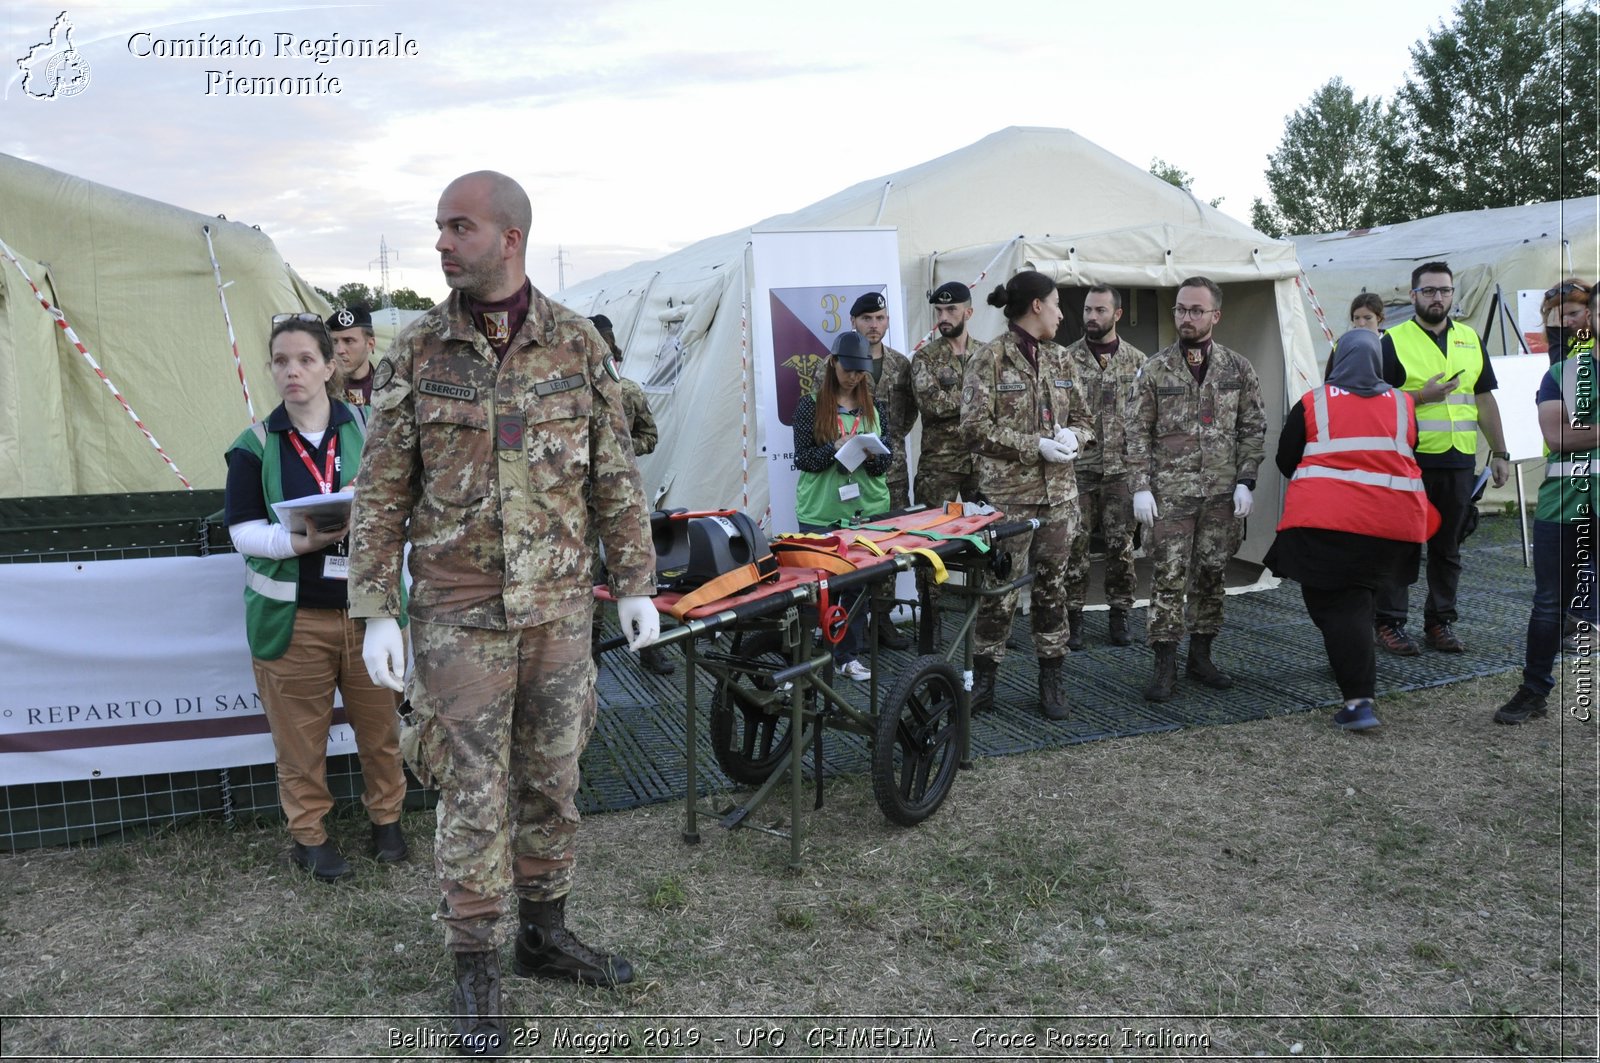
[397,698,450,790]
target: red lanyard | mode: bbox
[287,430,338,494]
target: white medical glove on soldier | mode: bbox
[616,595,660,650]
[1133,490,1158,528]
[1038,437,1069,464]
[1233,483,1253,518]
[1052,426,1079,461]
[362,617,406,692]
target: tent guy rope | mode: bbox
[202,223,256,424]
[908,235,1023,355]
[0,234,194,490]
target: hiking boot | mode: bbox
[1493,686,1549,725]
[291,840,353,883]
[1066,610,1085,651]
[638,644,676,675]
[970,655,999,714]
[370,821,408,864]
[1185,633,1234,689]
[1375,621,1421,657]
[1108,608,1132,647]
[1424,621,1464,653]
[513,896,634,986]
[1331,698,1381,731]
[450,950,507,1057]
[1038,657,1069,721]
[875,614,912,651]
[1144,641,1178,702]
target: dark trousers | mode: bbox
[1375,466,1475,627]
[1302,585,1378,701]
[1522,518,1600,697]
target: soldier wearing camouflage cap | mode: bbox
[350,170,659,1056]
[1127,276,1267,702]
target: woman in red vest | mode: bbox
[1265,329,1439,730]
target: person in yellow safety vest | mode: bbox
[1373,261,1512,656]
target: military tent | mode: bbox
[0,152,327,498]
[563,126,1319,564]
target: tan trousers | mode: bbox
[251,608,406,845]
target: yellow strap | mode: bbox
[890,545,949,584]
[852,535,886,557]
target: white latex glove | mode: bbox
[1038,437,1069,464]
[1053,426,1080,461]
[616,595,661,651]
[1133,490,1158,528]
[362,617,405,692]
[1233,483,1254,518]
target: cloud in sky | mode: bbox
[3,0,1446,300]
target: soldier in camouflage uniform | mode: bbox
[1061,284,1146,649]
[351,171,659,1056]
[910,281,982,507]
[960,270,1097,721]
[1127,276,1266,702]
[814,291,915,650]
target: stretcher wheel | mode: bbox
[709,630,796,785]
[871,654,962,826]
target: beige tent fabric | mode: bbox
[0,153,327,497]
[563,127,1319,563]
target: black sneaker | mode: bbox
[291,840,354,883]
[1493,687,1549,725]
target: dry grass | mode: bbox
[1,672,1594,1061]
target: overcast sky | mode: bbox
[3,0,1454,302]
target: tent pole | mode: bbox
[202,224,257,424]
[872,181,893,226]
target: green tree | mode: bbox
[313,285,337,306]
[334,282,379,310]
[1399,0,1598,214]
[388,287,434,310]
[1255,79,1407,235]
[1149,158,1225,209]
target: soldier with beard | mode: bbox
[910,281,983,507]
[1060,285,1146,648]
[1373,261,1512,656]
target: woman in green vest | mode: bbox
[791,329,893,682]
[223,315,408,882]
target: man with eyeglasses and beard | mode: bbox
[1372,261,1512,657]
[1060,284,1147,649]
[1127,276,1266,702]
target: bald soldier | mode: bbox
[351,171,660,1056]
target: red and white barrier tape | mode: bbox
[739,276,751,514]
[0,235,193,490]
[1297,271,1337,345]
[909,235,1023,354]
[202,224,256,423]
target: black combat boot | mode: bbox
[1038,657,1069,721]
[638,644,676,676]
[875,609,912,651]
[451,950,507,1057]
[1185,633,1235,689]
[970,655,999,714]
[1066,610,1085,651]
[513,896,634,986]
[1144,641,1179,702]
[1108,608,1132,647]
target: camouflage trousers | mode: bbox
[914,460,980,510]
[407,612,597,951]
[888,474,911,511]
[1066,472,1136,610]
[1146,493,1242,643]
[975,498,1079,661]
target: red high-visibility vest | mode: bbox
[1277,385,1439,542]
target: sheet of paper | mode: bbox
[834,432,889,472]
[271,489,355,533]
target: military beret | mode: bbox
[325,305,372,331]
[849,292,887,317]
[589,314,614,332]
[830,329,873,372]
[928,281,971,306]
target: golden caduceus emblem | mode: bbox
[783,352,826,401]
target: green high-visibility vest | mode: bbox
[1390,318,1484,457]
[1538,342,1600,524]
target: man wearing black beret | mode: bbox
[910,282,982,509]
[327,305,378,408]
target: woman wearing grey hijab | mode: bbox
[1265,329,1438,730]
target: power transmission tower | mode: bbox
[370,235,398,306]
[553,246,570,292]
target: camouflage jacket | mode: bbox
[619,376,657,456]
[1125,341,1267,500]
[814,344,915,485]
[959,327,1097,507]
[910,334,976,472]
[1060,336,1147,477]
[348,286,655,629]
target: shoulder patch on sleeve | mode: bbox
[371,357,395,393]
[603,359,621,383]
